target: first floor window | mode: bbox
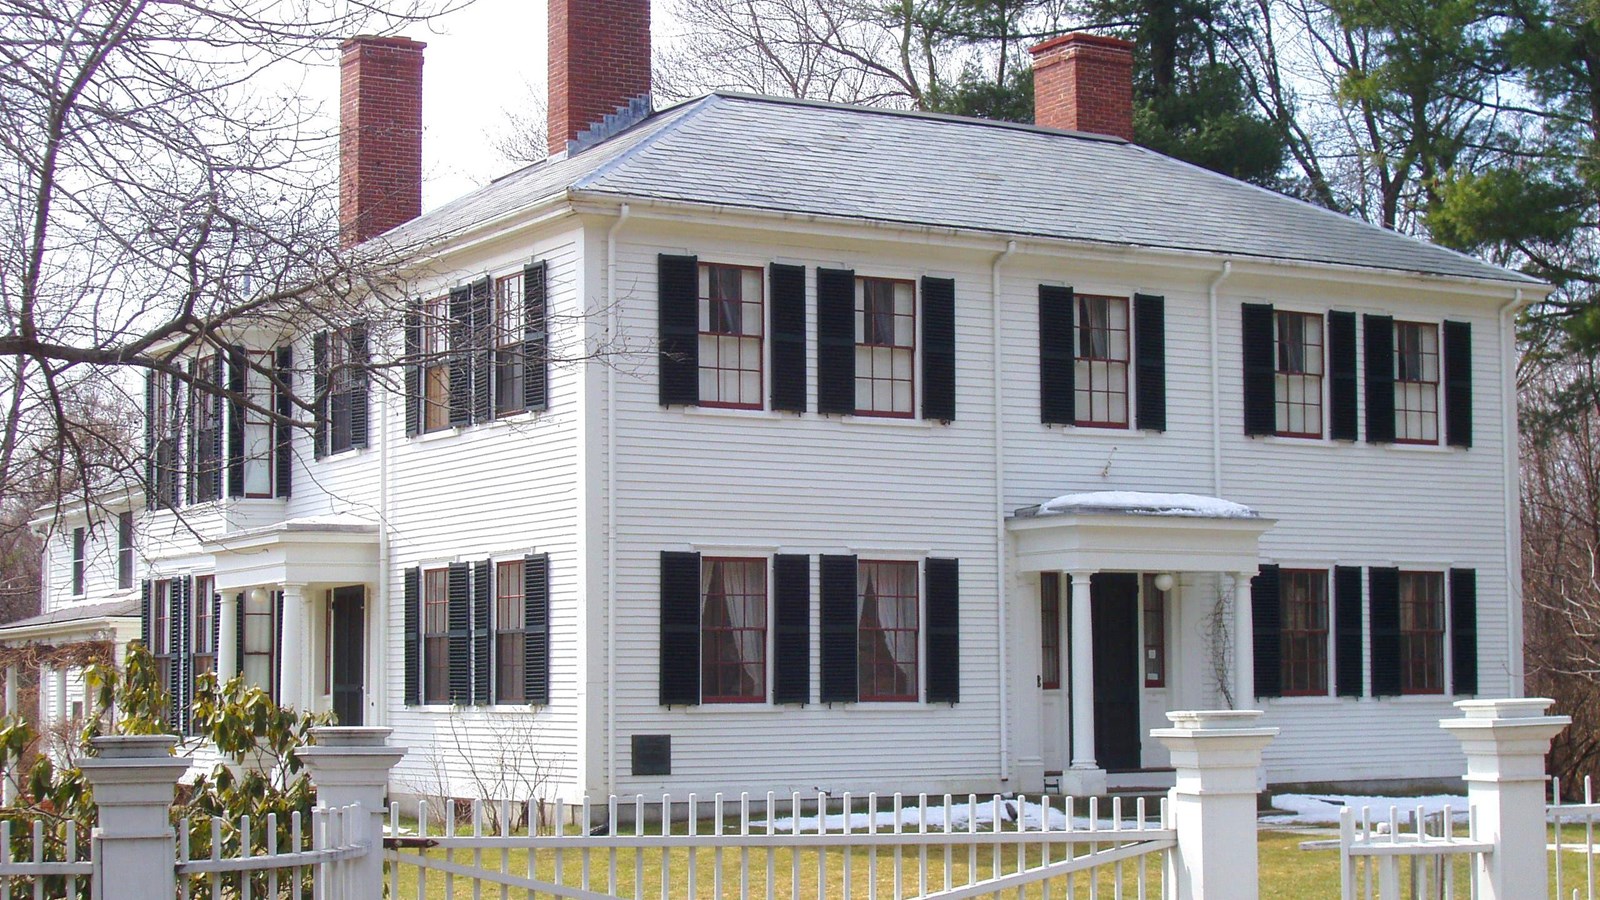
[858,560,917,701]
[192,576,216,704]
[1280,570,1328,695]
[698,264,763,408]
[1075,294,1130,427]
[1039,573,1061,690]
[151,580,173,696]
[242,589,277,695]
[422,297,451,433]
[855,278,915,416]
[1143,574,1166,688]
[423,568,450,703]
[1274,311,1323,437]
[495,559,526,703]
[701,558,767,702]
[494,273,527,417]
[1400,571,1445,694]
[1394,321,1440,444]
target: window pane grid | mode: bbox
[1394,322,1440,444]
[858,560,918,701]
[423,569,450,704]
[697,264,763,409]
[194,355,222,502]
[855,279,915,417]
[494,273,526,417]
[495,560,525,704]
[701,558,767,702]
[1400,571,1445,694]
[1279,569,1328,695]
[1039,573,1061,690]
[1073,295,1129,427]
[1274,311,1324,438]
[422,297,450,432]
[245,350,277,493]
[241,588,275,695]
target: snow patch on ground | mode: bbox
[1263,794,1470,826]
[1036,491,1258,519]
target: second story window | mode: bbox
[699,264,763,409]
[1274,311,1324,438]
[855,278,915,417]
[71,527,85,596]
[1395,321,1440,444]
[422,297,451,433]
[494,273,526,417]
[147,370,180,509]
[192,355,223,502]
[1075,295,1129,428]
[117,512,133,591]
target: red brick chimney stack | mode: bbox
[339,35,426,247]
[548,0,652,154]
[1028,33,1135,141]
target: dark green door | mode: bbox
[1091,573,1141,772]
[331,585,365,726]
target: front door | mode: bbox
[1091,573,1141,772]
[330,585,365,726]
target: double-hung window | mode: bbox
[71,527,85,596]
[423,568,450,703]
[192,575,215,682]
[494,273,527,417]
[117,512,133,590]
[494,559,526,703]
[1039,573,1061,690]
[855,278,915,417]
[1074,295,1130,427]
[243,350,277,493]
[325,337,355,456]
[701,558,767,702]
[1279,570,1329,695]
[151,580,172,698]
[857,560,918,701]
[698,264,763,409]
[1394,322,1440,444]
[241,588,277,696]
[193,355,223,502]
[421,297,451,433]
[1143,574,1166,688]
[1274,312,1324,437]
[1399,571,1445,694]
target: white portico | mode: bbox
[1008,492,1274,796]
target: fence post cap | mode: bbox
[1452,698,1557,719]
[308,726,395,748]
[1162,709,1268,730]
[85,734,182,759]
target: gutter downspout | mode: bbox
[1208,262,1233,495]
[376,341,391,725]
[605,204,631,795]
[1499,288,1530,697]
[991,240,1016,783]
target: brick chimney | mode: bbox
[1029,33,1135,140]
[339,35,425,247]
[548,0,651,155]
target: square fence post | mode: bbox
[1152,709,1278,900]
[297,726,406,898]
[77,735,191,900]
[1440,698,1570,900]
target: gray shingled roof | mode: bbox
[388,92,1535,285]
[0,598,138,633]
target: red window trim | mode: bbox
[857,559,919,702]
[1073,293,1131,429]
[420,297,452,434]
[698,263,765,411]
[493,272,529,420]
[700,556,768,703]
[854,277,917,419]
[1040,573,1061,691]
[1278,569,1330,697]
[421,567,451,704]
[1273,310,1325,440]
[1393,320,1441,446]
[1399,570,1446,695]
[494,558,526,704]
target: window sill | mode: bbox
[834,701,938,711]
[681,405,788,421]
[411,427,460,444]
[1387,442,1456,454]
[683,703,789,714]
[838,415,934,429]
[319,446,366,462]
[1046,424,1145,438]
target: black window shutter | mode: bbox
[234,592,244,684]
[1133,293,1166,431]
[471,278,493,424]
[1251,565,1282,699]
[348,323,370,449]
[921,276,956,422]
[274,346,293,496]
[168,578,187,732]
[1039,285,1075,425]
[1364,315,1396,444]
[448,285,474,427]
[1241,303,1276,436]
[659,551,701,705]
[925,557,960,703]
[819,554,858,703]
[403,568,421,706]
[524,553,551,704]
[404,305,422,437]
[312,331,329,458]
[447,562,471,704]
[769,264,807,413]
[472,559,492,705]
[272,591,284,704]
[524,262,549,412]
[226,348,246,496]
[1334,566,1364,697]
[773,554,810,704]
[184,358,198,506]
[1328,311,1359,441]
[1444,320,1472,448]
[210,588,221,676]
[1369,566,1402,696]
[144,374,157,510]
[658,254,700,407]
[816,268,857,416]
[140,580,152,647]
[1451,568,1478,696]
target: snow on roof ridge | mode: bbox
[1032,491,1259,519]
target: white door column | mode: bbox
[1233,572,1255,709]
[1064,570,1106,795]
[279,584,308,710]
[216,591,239,683]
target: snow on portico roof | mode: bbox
[383,92,1536,286]
[1020,491,1259,519]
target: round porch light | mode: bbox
[248,587,268,604]
[1153,573,1175,593]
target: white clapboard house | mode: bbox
[26,0,1548,799]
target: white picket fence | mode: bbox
[1323,804,1488,899]
[383,791,1173,899]
[1550,777,1600,900]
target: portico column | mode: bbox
[1233,572,1254,709]
[279,584,308,710]
[1068,570,1096,770]
[216,591,239,683]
